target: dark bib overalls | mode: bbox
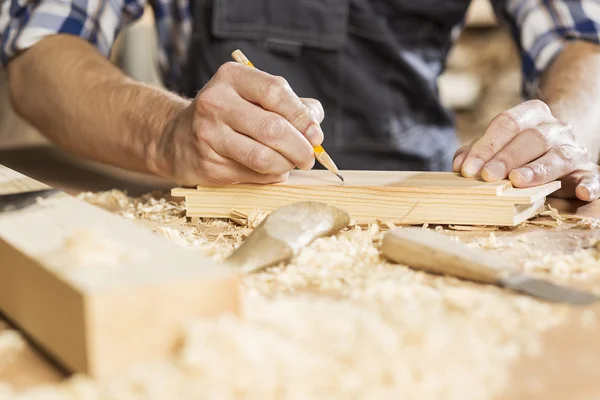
[175,0,470,172]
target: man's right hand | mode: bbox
[149,61,326,186]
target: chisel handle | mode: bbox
[381,228,509,284]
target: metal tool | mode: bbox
[381,227,599,305]
[225,201,350,273]
[0,189,60,213]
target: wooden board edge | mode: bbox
[0,240,89,373]
[499,181,562,204]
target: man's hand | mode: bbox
[452,99,600,201]
[150,62,325,186]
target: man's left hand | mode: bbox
[452,99,600,202]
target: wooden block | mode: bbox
[172,171,561,226]
[0,164,240,379]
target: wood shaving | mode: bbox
[229,209,271,229]
[580,310,598,328]
[0,329,26,372]
[448,225,499,231]
[520,249,600,280]
[537,205,564,224]
[524,220,560,227]
[465,232,505,249]
[77,190,186,225]
[0,329,25,357]
[576,217,600,229]
[5,191,595,399]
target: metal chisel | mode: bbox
[0,189,60,213]
[381,227,599,305]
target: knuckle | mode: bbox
[297,143,315,168]
[553,145,578,164]
[560,121,575,140]
[263,76,290,106]
[195,91,224,116]
[259,117,287,143]
[528,99,551,115]
[497,148,520,166]
[492,111,521,134]
[529,162,551,180]
[291,106,311,128]
[529,127,551,150]
[472,143,496,160]
[215,61,239,78]
[247,146,274,173]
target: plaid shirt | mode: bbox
[0,0,599,97]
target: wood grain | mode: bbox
[172,171,560,226]
[0,164,240,379]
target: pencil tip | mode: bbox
[337,174,345,184]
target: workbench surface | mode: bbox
[2,146,600,399]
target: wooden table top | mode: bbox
[1,146,600,399]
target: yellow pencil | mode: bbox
[231,49,345,183]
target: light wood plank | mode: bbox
[172,171,559,226]
[172,171,513,196]
[183,196,545,226]
[0,165,240,379]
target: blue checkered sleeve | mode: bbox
[493,0,600,98]
[0,0,147,67]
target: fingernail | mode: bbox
[452,153,466,172]
[306,124,323,146]
[512,167,535,184]
[462,157,485,177]
[577,185,592,200]
[482,161,506,181]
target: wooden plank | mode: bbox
[0,164,240,379]
[172,171,513,196]
[183,196,544,226]
[172,171,559,226]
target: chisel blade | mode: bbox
[0,189,60,213]
[501,275,599,305]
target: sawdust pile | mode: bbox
[0,327,26,372]
[77,190,186,224]
[2,190,600,399]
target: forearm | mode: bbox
[6,34,191,174]
[538,40,600,163]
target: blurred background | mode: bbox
[0,0,522,162]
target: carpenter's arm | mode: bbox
[1,1,324,186]
[7,35,190,174]
[538,40,600,164]
[453,1,600,200]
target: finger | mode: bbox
[508,144,588,187]
[480,121,573,181]
[300,98,325,124]
[575,174,600,201]
[210,125,298,175]
[200,150,290,185]
[462,100,555,177]
[221,62,324,146]
[220,162,289,185]
[219,97,315,170]
[452,145,471,172]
